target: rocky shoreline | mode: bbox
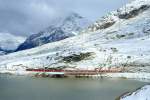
[1,70,150,80]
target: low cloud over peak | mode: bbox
[0,0,132,37]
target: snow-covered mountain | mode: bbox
[120,85,150,100]
[0,33,25,55]
[83,0,150,34]
[16,13,90,51]
[0,0,150,73]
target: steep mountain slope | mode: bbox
[0,33,25,55]
[16,13,90,51]
[83,0,150,33]
[0,0,150,73]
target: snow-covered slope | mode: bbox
[0,33,25,55]
[83,0,150,33]
[16,12,90,51]
[0,0,150,73]
[120,85,150,100]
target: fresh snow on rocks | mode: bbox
[0,0,150,78]
[85,0,150,33]
[120,85,150,100]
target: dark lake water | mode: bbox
[0,74,149,100]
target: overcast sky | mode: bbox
[0,0,132,37]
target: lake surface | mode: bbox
[0,74,149,100]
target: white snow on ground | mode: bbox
[0,0,150,80]
[120,85,150,100]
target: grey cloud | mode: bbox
[0,0,132,37]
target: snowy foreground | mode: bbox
[0,0,150,80]
[120,85,150,100]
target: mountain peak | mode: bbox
[65,12,83,20]
[16,12,91,51]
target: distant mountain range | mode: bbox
[0,33,25,55]
[16,12,91,51]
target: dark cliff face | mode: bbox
[16,27,74,51]
[16,13,90,51]
[118,5,150,19]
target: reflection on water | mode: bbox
[0,74,149,100]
